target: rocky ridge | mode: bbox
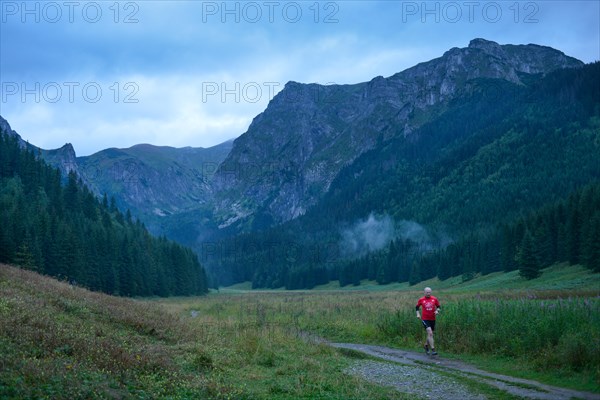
[211,38,583,230]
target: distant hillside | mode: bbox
[0,131,209,296]
[0,115,233,241]
[209,62,600,288]
[77,141,233,237]
[238,263,597,293]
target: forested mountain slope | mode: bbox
[0,132,209,296]
[208,62,600,289]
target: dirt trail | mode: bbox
[330,343,600,400]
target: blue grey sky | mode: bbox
[1,1,598,155]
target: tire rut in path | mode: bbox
[330,343,600,400]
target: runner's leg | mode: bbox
[426,327,434,350]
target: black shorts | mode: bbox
[421,320,436,331]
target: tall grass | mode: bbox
[0,264,401,399]
[377,297,600,372]
[3,262,598,398]
[169,285,599,391]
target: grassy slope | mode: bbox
[224,263,600,293]
[415,263,600,293]
[0,263,208,399]
[0,263,399,400]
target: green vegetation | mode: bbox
[209,63,600,290]
[378,297,598,383]
[0,132,208,296]
[0,263,402,399]
[2,55,598,400]
[212,264,600,393]
[1,263,598,398]
[0,264,207,399]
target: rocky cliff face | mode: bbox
[78,142,232,219]
[0,116,32,150]
[0,116,82,178]
[0,117,18,141]
[41,144,80,177]
[211,39,583,230]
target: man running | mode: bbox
[416,287,441,355]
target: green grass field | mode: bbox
[0,264,399,399]
[172,263,600,394]
[1,262,598,398]
[224,263,599,293]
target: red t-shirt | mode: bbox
[416,296,440,320]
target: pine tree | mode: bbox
[582,213,600,272]
[408,261,421,285]
[0,130,209,297]
[567,196,582,265]
[14,242,36,270]
[518,231,541,280]
[387,240,399,282]
[502,224,518,272]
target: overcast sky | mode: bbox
[1,1,598,156]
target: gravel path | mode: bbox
[346,359,486,400]
[331,343,600,400]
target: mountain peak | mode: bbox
[212,39,585,229]
[0,115,27,149]
[0,115,13,135]
[468,38,501,50]
[61,143,76,154]
[47,143,77,159]
[467,38,507,59]
[43,143,78,176]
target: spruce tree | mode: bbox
[582,213,600,272]
[408,261,421,285]
[518,231,541,280]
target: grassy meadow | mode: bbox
[1,262,598,398]
[163,264,600,394]
[0,263,399,399]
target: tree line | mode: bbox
[211,179,600,290]
[338,182,600,286]
[0,131,208,296]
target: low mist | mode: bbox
[340,213,450,259]
[340,213,395,258]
